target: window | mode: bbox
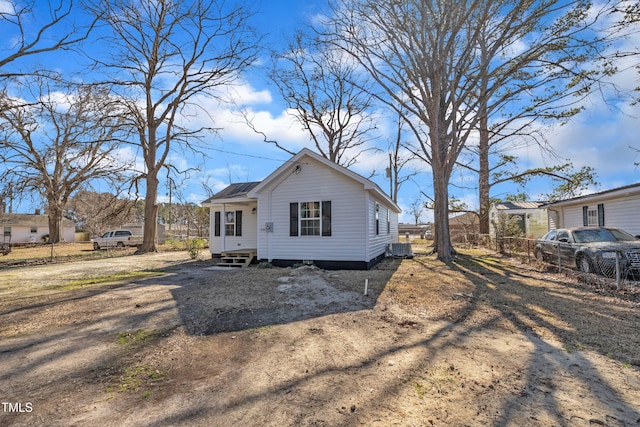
[225,211,236,236]
[583,204,605,227]
[3,226,10,237]
[375,203,380,235]
[387,209,391,234]
[30,226,38,233]
[290,201,331,237]
[300,202,320,236]
[213,210,242,237]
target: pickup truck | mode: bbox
[91,230,143,250]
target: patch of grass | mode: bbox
[117,328,160,351]
[413,380,428,399]
[250,325,272,334]
[118,363,167,393]
[53,271,163,291]
[410,365,456,399]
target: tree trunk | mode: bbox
[478,112,490,235]
[430,111,455,262]
[47,203,62,243]
[140,171,159,252]
[432,170,454,262]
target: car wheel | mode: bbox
[577,255,592,273]
[534,249,544,262]
[93,242,100,250]
[116,241,124,248]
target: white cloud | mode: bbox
[0,0,14,14]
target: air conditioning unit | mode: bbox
[387,242,413,258]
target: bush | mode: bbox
[185,238,204,259]
[164,239,186,251]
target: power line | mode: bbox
[208,146,291,162]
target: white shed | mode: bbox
[488,202,548,238]
[542,183,640,236]
[202,148,401,269]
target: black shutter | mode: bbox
[322,201,331,236]
[597,204,605,227]
[236,210,242,236]
[214,211,221,237]
[290,203,298,236]
[582,206,588,226]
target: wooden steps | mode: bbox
[218,249,256,268]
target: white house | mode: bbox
[542,183,640,236]
[202,148,402,269]
[0,214,76,244]
[488,201,548,238]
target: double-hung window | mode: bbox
[290,201,331,237]
[300,202,321,236]
[225,211,236,236]
[213,210,243,237]
[582,204,605,227]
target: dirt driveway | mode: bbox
[0,248,639,426]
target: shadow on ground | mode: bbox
[152,258,402,335]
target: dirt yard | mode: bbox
[0,246,639,426]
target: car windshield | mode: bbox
[573,228,638,243]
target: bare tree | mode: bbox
[269,31,378,167]
[0,0,96,77]
[387,109,419,203]
[326,0,501,261]
[408,198,425,226]
[458,2,613,234]
[0,75,131,242]
[326,0,613,261]
[65,191,142,237]
[88,0,260,252]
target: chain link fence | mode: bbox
[471,234,640,290]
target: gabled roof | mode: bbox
[202,182,261,205]
[494,201,546,210]
[247,148,401,213]
[449,212,479,225]
[542,182,640,208]
[0,214,76,227]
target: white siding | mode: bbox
[367,197,398,260]
[602,196,640,235]
[3,225,75,243]
[555,194,640,236]
[255,157,369,262]
[209,203,257,254]
[560,206,584,229]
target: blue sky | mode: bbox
[2,0,640,223]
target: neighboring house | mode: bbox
[399,223,432,240]
[202,148,402,269]
[542,183,640,236]
[449,212,479,243]
[0,214,76,244]
[489,201,548,238]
